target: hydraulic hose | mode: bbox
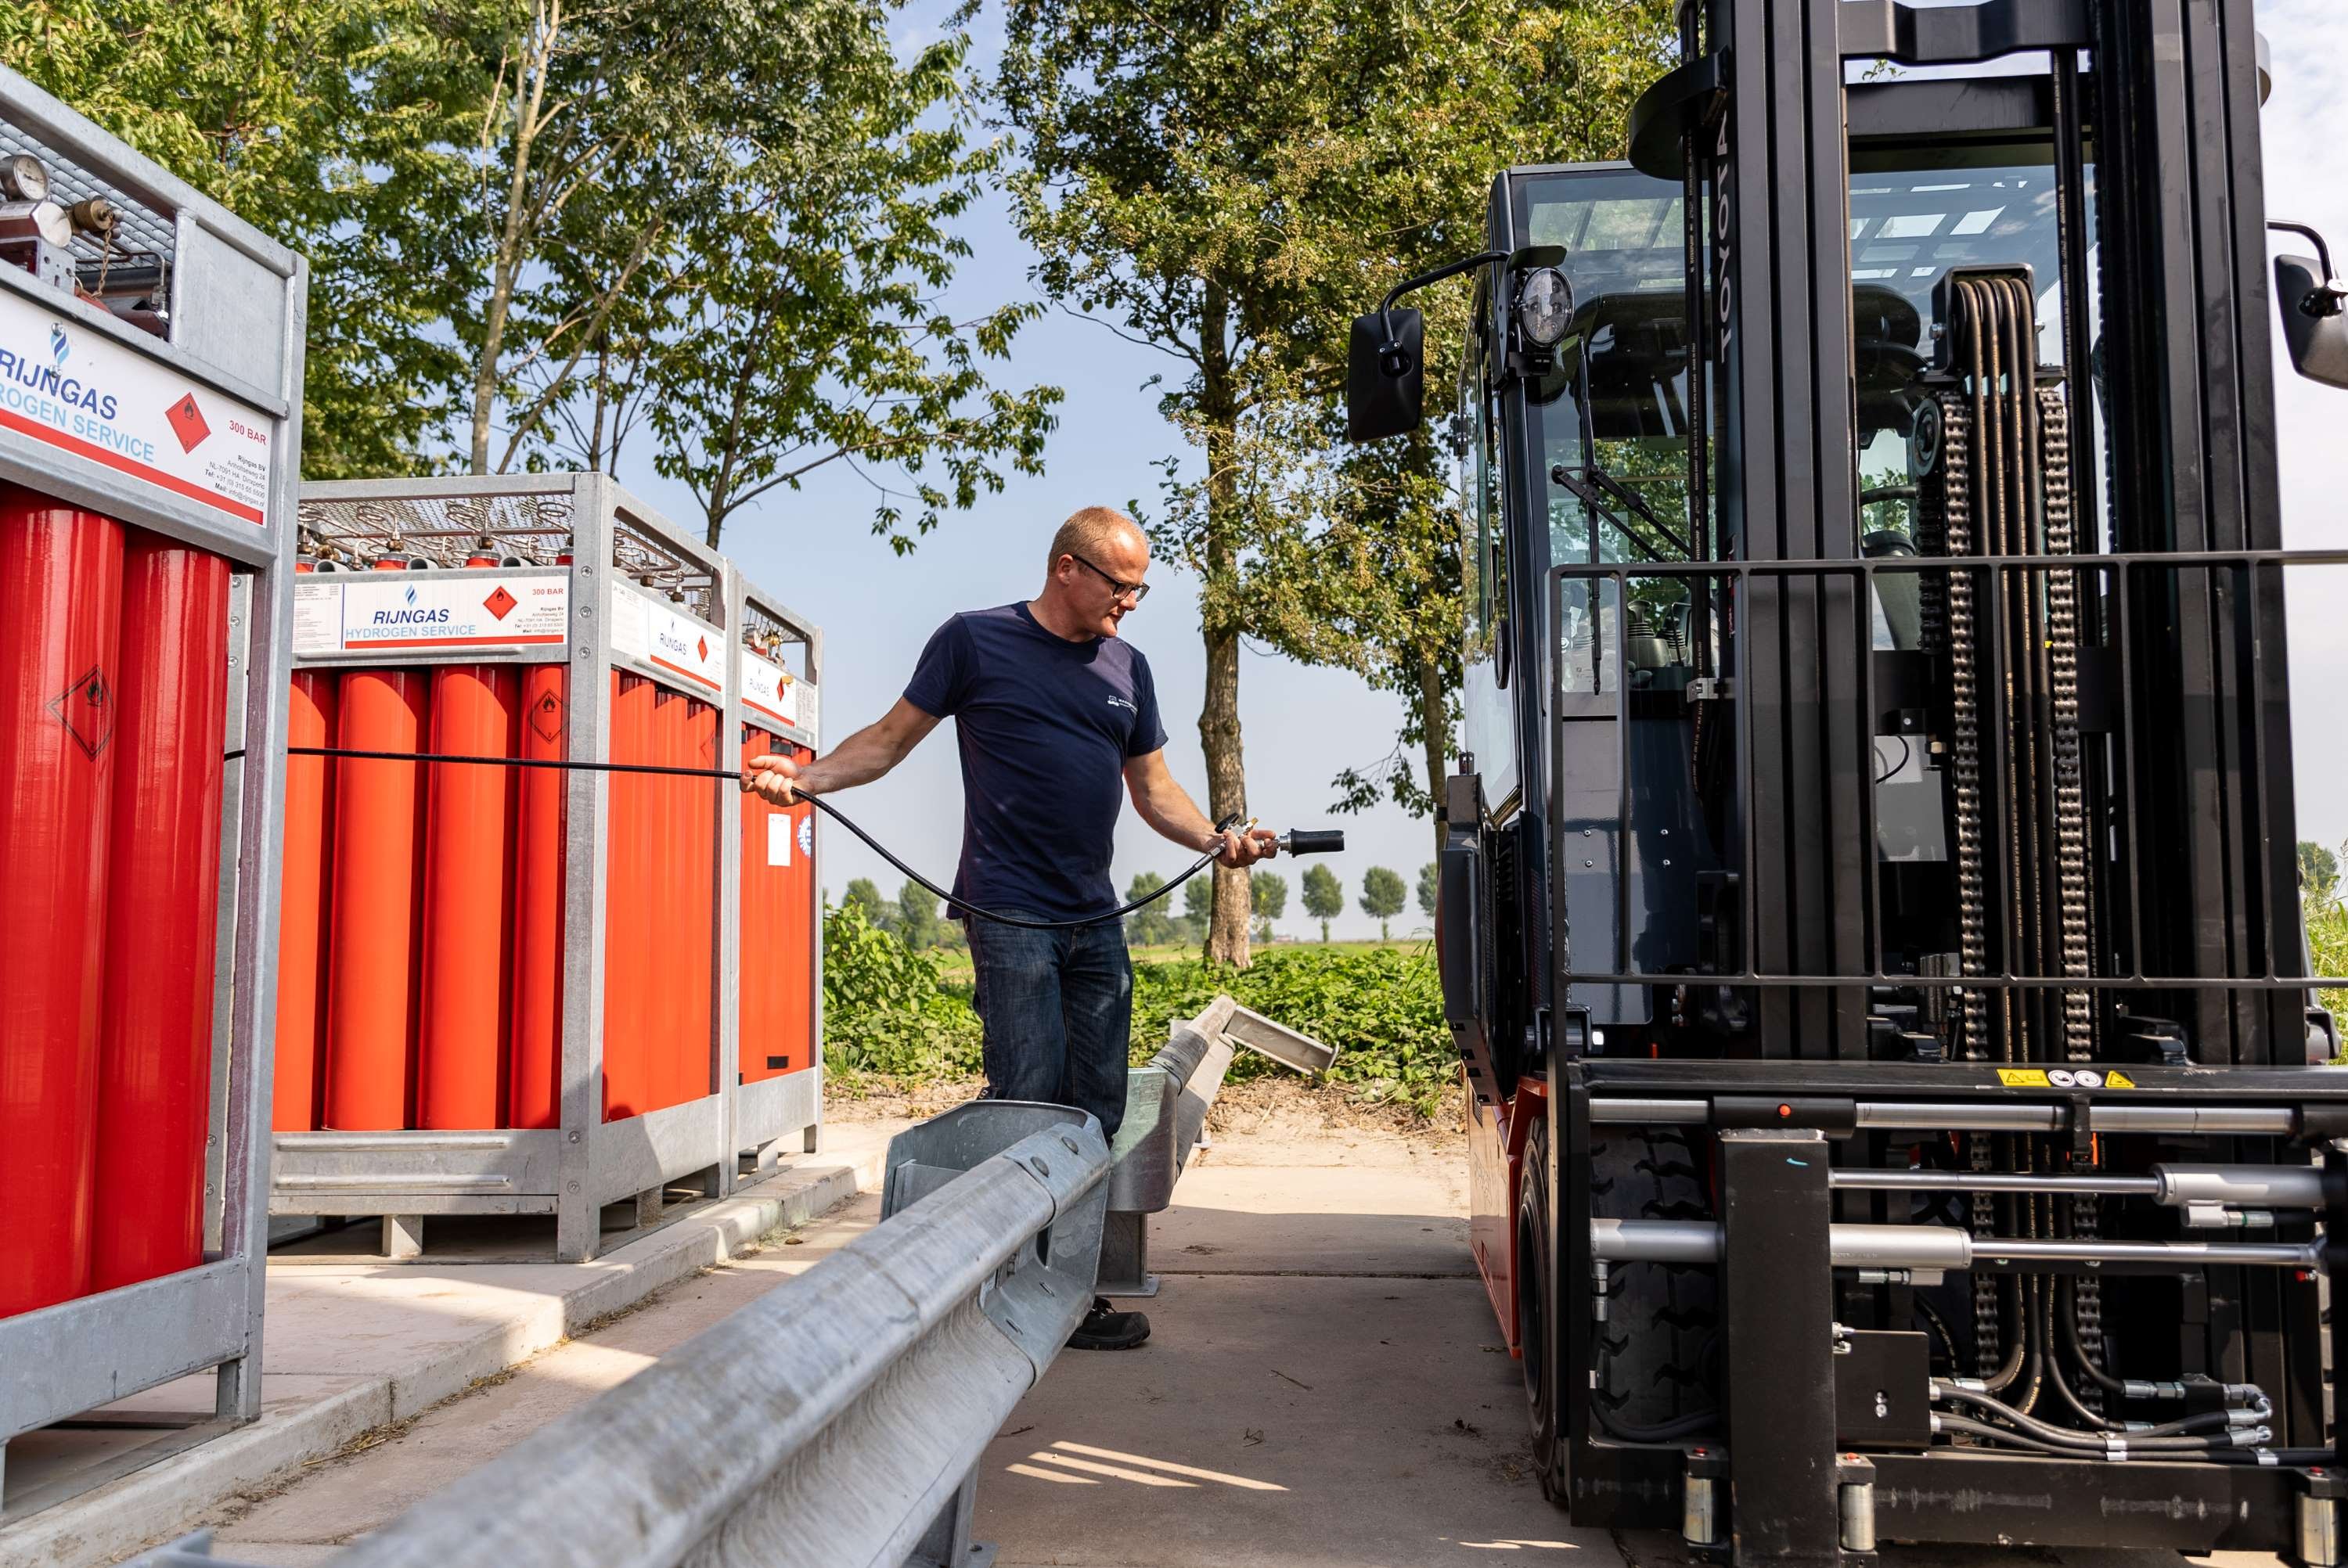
[265,744,1344,931]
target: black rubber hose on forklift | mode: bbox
[1912,1294,1964,1372]
[1934,1383,2249,1448]
[1934,1413,2252,1460]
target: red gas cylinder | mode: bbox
[0,491,125,1316]
[602,671,652,1119]
[678,697,718,1106]
[647,686,686,1111]
[325,667,429,1129]
[273,669,337,1132]
[416,663,519,1129]
[92,537,232,1289]
[507,664,567,1129]
[778,743,818,1078]
[737,725,776,1084]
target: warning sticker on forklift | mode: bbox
[609,583,725,693]
[293,574,567,653]
[0,290,275,526]
[1996,1066,2137,1090]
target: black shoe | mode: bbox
[1068,1296,1151,1350]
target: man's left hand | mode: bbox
[1212,825,1278,869]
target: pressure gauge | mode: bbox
[1,153,49,203]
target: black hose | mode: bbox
[1935,1382,2248,1448]
[1914,1294,1963,1372]
[279,744,1234,931]
[1936,1412,2248,1460]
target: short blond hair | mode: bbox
[1046,506,1144,572]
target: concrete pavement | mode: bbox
[0,1127,892,1568]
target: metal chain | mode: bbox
[2040,387,2094,1060]
[1936,389,1990,1063]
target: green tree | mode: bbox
[1125,870,1176,947]
[843,876,895,933]
[1417,862,1439,923]
[999,0,1671,958]
[1359,865,1406,944]
[1183,871,1215,949]
[1302,863,1345,943]
[895,879,942,951]
[646,23,1060,546]
[1251,870,1288,944]
[2302,841,2341,908]
[0,0,485,479]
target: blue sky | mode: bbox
[600,2,2348,936]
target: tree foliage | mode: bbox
[1417,861,1439,921]
[1124,870,1176,946]
[1359,865,1406,941]
[1250,869,1287,942]
[5,0,1057,540]
[1301,862,1344,942]
[998,0,1674,966]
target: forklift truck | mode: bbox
[1348,2,2348,1562]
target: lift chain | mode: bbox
[2040,387,2094,1062]
[1933,388,1990,1063]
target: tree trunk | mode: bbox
[1417,654,1448,855]
[1197,279,1250,967]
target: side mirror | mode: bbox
[2276,254,2348,389]
[1346,307,1424,443]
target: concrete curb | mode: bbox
[9,1136,891,1568]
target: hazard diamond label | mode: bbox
[164,393,211,453]
[528,687,566,743]
[483,584,518,620]
[696,635,709,662]
[48,666,115,758]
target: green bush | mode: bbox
[819,908,1457,1115]
[820,901,982,1077]
[1130,944,1453,1113]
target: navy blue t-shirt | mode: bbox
[903,602,1169,920]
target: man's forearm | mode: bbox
[792,726,905,795]
[1131,780,1220,853]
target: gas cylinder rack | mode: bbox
[728,570,823,1174]
[0,68,304,1494]
[273,474,739,1262]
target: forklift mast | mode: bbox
[1352,2,2348,1564]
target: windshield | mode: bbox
[1514,167,1696,577]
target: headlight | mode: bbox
[1,153,49,203]
[1516,266,1575,348]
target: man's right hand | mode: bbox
[741,752,803,806]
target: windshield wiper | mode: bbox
[1548,461,1694,561]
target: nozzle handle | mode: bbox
[1280,829,1345,856]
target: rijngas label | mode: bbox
[610,582,725,693]
[293,574,567,654]
[0,287,275,524]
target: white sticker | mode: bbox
[292,573,567,654]
[797,681,819,746]
[742,647,797,728]
[2048,1069,2077,1088]
[767,812,791,867]
[609,582,724,694]
[798,815,813,858]
[0,289,275,524]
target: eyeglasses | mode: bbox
[1067,550,1151,603]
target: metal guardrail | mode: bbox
[134,1100,1110,1568]
[126,998,1329,1568]
[1098,996,1334,1294]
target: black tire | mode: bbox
[1518,1117,1561,1500]
[1589,1125,1718,1433]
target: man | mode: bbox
[741,505,1274,1349]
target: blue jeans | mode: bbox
[966,912,1134,1142]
